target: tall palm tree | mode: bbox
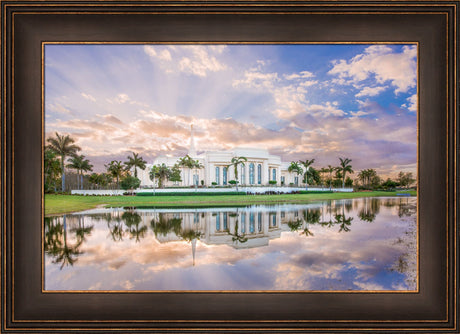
[67,155,84,190]
[124,152,147,178]
[192,159,204,189]
[79,158,93,190]
[287,161,303,186]
[46,132,81,192]
[67,155,93,190]
[149,165,159,194]
[178,155,195,186]
[338,157,354,188]
[227,156,247,192]
[299,158,315,190]
[325,165,336,190]
[106,160,124,189]
[357,169,368,188]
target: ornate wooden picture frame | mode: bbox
[2,1,458,332]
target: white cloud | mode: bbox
[300,80,318,87]
[232,70,279,89]
[81,92,96,102]
[402,94,417,112]
[114,93,130,104]
[144,45,227,77]
[349,111,368,118]
[355,86,387,98]
[328,45,417,95]
[284,71,314,80]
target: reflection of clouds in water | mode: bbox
[45,198,417,291]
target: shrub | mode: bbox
[229,180,237,185]
[120,176,141,191]
[269,180,277,185]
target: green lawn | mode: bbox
[44,190,416,216]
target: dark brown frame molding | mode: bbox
[2,1,458,333]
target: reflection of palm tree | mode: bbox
[106,212,125,242]
[287,219,303,231]
[150,213,183,237]
[397,198,413,217]
[301,208,320,237]
[319,200,335,227]
[122,211,147,242]
[227,219,248,244]
[70,215,94,243]
[44,216,63,257]
[49,215,84,269]
[179,229,203,266]
[334,201,354,232]
[108,220,125,242]
[334,214,353,233]
[358,198,381,223]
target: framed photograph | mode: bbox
[2,0,458,333]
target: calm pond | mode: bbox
[44,197,417,291]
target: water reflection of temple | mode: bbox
[144,208,295,249]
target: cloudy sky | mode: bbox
[45,44,417,178]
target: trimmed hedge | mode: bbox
[136,191,246,196]
[298,190,334,194]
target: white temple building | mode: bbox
[136,125,302,188]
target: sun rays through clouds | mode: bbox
[45,44,417,178]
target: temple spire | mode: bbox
[189,124,197,157]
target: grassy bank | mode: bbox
[44,190,416,216]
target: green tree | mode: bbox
[150,163,170,189]
[299,159,315,190]
[382,178,399,190]
[398,171,415,189]
[88,172,110,189]
[227,156,247,192]
[287,162,303,186]
[106,160,124,189]
[192,159,204,189]
[304,167,320,186]
[357,168,379,189]
[338,157,354,188]
[149,165,159,194]
[124,152,147,178]
[169,164,182,183]
[44,147,61,193]
[120,175,141,192]
[178,155,195,186]
[46,132,81,192]
[324,165,337,190]
[67,155,93,190]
